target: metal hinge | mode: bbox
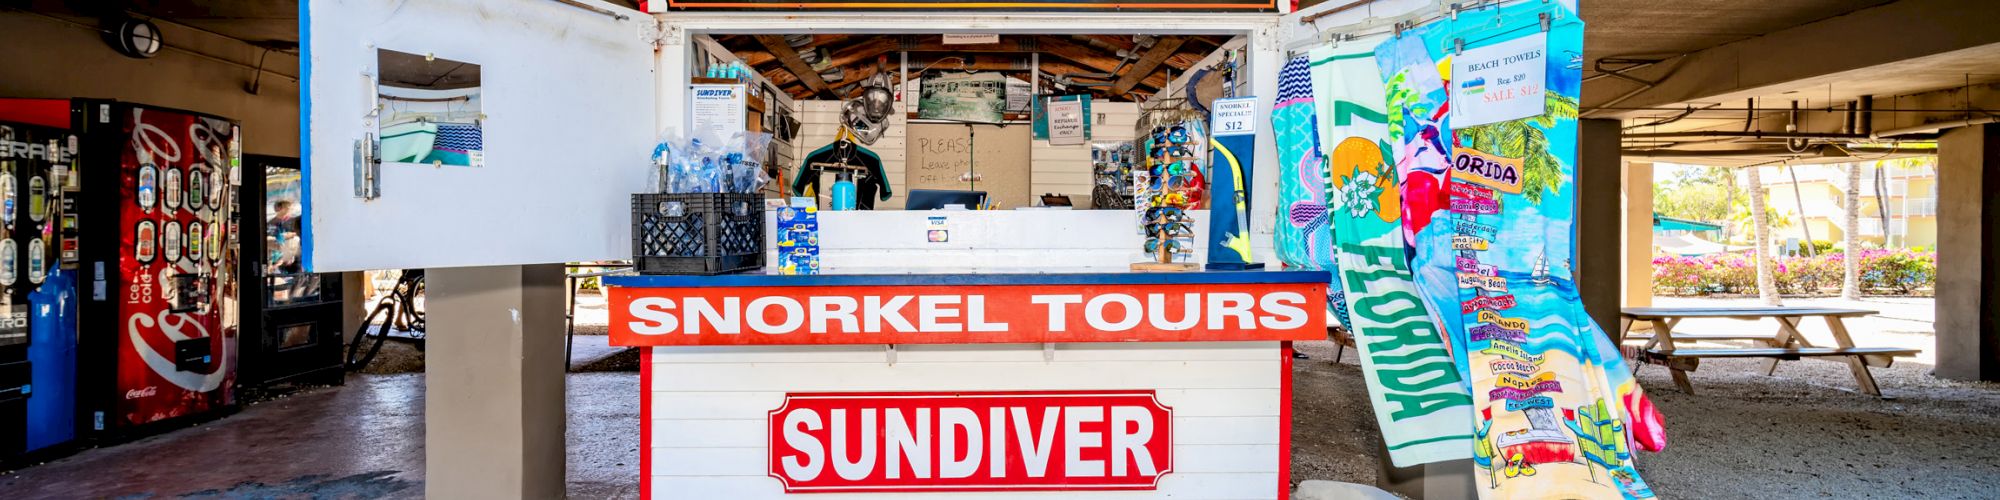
[355,132,379,200]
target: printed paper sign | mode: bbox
[609,282,1324,346]
[690,84,747,133]
[1450,32,1547,128]
[767,391,1172,493]
[1210,97,1258,137]
[942,34,1000,45]
[1047,98,1087,145]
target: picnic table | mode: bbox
[1619,307,1920,398]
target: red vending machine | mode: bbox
[70,100,242,433]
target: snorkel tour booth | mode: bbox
[299,0,1349,497]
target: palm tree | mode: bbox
[1746,166,1782,306]
[1843,162,1863,300]
[1454,93,1581,204]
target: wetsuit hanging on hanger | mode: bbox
[793,129,892,209]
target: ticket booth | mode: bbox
[298,1,1304,498]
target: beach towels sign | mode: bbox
[1449,32,1548,128]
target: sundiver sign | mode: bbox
[768,391,1172,493]
[608,282,1325,345]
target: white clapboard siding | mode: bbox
[645,341,1283,499]
[649,472,1279,500]
[652,388,1280,420]
[1031,101,1141,208]
[650,415,1277,449]
[793,100,910,209]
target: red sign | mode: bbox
[768,391,1173,493]
[609,282,1324,346]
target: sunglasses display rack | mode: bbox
[1130,114,1208,272]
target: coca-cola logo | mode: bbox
[125,386,158,399]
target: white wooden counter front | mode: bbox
[607,269,1327,500]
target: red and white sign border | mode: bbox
[764,390,1176,494]
[637,344,1300,499]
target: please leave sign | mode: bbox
[608,282,1326,345]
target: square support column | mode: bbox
[1577,119,1623,336]
[426,264,568,497]
[1935,125,2000,381]
[1623,161,1655,310]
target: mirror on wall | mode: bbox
[376,49,483,168]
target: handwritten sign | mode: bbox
[1048,98,1086,145]
[1450,33,1547,128]
[1210,97,1258,137]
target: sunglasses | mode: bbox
[1146,221,1193,235]
[1149,144,1197,160]
[1144,237,1189,254]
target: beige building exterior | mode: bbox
[1754,161,1939,250]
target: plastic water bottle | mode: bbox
[830,170,857,211]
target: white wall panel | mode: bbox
[302,0,654,271]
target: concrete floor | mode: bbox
[0,373,641,499]
[6,296,1997,499]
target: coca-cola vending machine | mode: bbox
[70,100,242,434]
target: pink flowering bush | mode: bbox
[1652,249,1936,296]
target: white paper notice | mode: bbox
[689,84,746,134]
[1211,97,1258,137]
[1048,99,1086,146]
[1450,33,1548,128]
[942,34,1000,45]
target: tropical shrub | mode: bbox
[1652,249,1935,296]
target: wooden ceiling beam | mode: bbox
[752,34,838,99]
[821,38,902,72]
[1032,36,1125,75]
[1112,36,1186,95]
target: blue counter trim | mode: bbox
[604,270,1331,288]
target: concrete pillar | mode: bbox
[1935,125,1999,381]
[1577,119,1623,336]
[426,264,568,497]
[341,271,368,344]
[1623,162,1655,310]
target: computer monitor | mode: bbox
[904,189,988,210]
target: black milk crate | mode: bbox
[631,192,766,275]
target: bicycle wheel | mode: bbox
[405,273,426,333]
[346,300,398,371]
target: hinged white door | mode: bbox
[303,0,659,272]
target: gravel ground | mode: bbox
[1288,296,2000,499]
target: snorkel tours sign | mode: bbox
[608,282,1326,345]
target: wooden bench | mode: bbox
[1621,331,1783,342]
[1620,306,1914,398]
[1635,346,1920,395]
[1326,326,1355,362]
